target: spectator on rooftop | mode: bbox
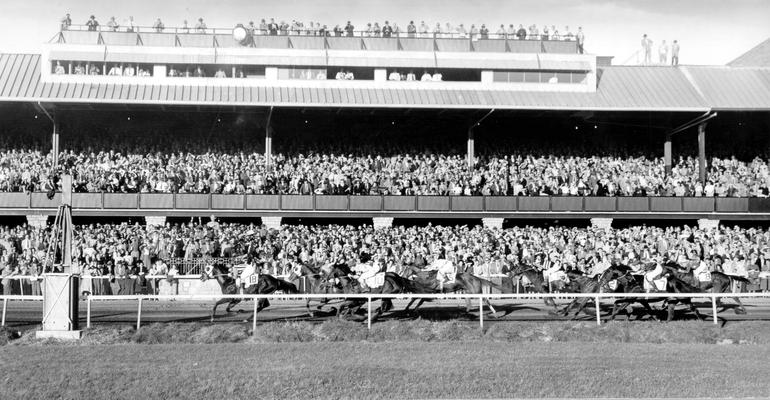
[407,21,416,38]
[60,13,72,31]
[576,27,585,54]
[195,18,207,33]
[641,34,653,64]
[107,16,119,32]
[671,40,680,66]
[516,24,527,40]
[564,26,574,40]
[153,18,165,33]
[345,21,354,37]
[383,21,393,38]
[86,15,99,31]
[54,61,65,75]
[126,16,137,33]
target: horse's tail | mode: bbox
[729,276,751,285]
[278,279,299,294]
[462,274,506,294]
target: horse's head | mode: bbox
[201,263,231,282]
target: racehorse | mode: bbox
[400,264,504,316]
[556,270,602,319]
[662,261,751,314]
[598,264,706,322]
[501,263,564,311]
[201,263,298,322]
[285,262,336,317]
[327,264,430,320]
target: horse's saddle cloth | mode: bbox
[696,271,712,282]
[241,272,259,288]
[607,279,619,291]
[362,272,386,289]
[644,277,667,291]
[547,270,569,283]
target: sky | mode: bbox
[1,0,768,65]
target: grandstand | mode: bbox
[0,24,769,231]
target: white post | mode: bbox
[252,297,258,334]
[1,298,6,326]
[712,294,718,325]
[136,298,143,330]
[595,295,601,325]
[367,297,372,330]
[86,297,91,329]
[479,297,484,329]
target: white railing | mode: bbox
[4,292,768,331]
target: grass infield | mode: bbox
[2,320,770,399]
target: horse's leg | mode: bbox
[666,301,676,322]
[609,300,626,321]
[639,300,659,321]
[733,296,747,314]
[256,298,270,312]
[685,299,704,321]
[225,299,242,313]
[403,298,417,313]
[411,299,426,313]
[571,298,590,319]
[381,299,393,313]
[211,299,225,322]
[484,298,498,318]
[305,298,315,318]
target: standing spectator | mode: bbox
[479,24,489,39]
[344,21,354,37]
[407,21,416,38]
[195,17,207,33]
[153,18,165,33]
[516,24,527,40]
[641,34,653,64]
[456,23,467,38]
[60,13,72,31]
[541,25,549,40]
[563,26,574,40]
[258,19,268,35]
[106,16,119,32]
[671,40,680,66]
[125,16,137,33]
[382,21,393,38]
[419,21,429,38]
[181,20,190,34]
[86,15,99,31]
[576,27,585,54]
[496,25,506,39]
[659,40,669,64]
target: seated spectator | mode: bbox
[54,61,66,75]
[335,70,345,80]
[344,71,354,80]
[214,68,227,78]
[89,64,101,75]
[195,18,207,33]
[388,70,401,81]
[123,64,136,76]
[108,64,123,76]
[421,71,432,81]
[406,71,416,81]
[74,63,85,75]
[432,72,443,82]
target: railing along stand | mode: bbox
[367,297,372,330]
[86,296,91,329]
[479,297,484,329]
[136,298,143,329]
[252,297,258,334]
[595,295,601,325]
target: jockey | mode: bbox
[432,250,456,287]
[351,252,380,291]
[239,258,259,290]
[643,257,666,292]
[693,257,711,285]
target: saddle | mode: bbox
[643,276,667,292]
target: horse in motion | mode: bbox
[285,262,336,317]
[598,264,706,322]
[327,264,430,320]
[400,264,504,316]
[662,261,750,314]
[501,263,566,312]
[201,263,298,322]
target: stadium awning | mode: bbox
[3,53,767,112]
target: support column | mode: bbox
[590,218,613,230]
[664,133,672,176]
[145,216,166,227]
[265,106,274,169]
[482,218,504,230]
[52,119,60,168]
[262,216,282,230]
[467,127,475,169]
[697,219,719,231]
[26,215,49,229]
[698,123,706,185]
[372,217,393,230]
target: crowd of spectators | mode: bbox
[2,147,770,197]
[2,221,770,296]
[60,13,585,45]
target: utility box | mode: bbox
[37,273,82,339]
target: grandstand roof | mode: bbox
[728,38,770,68]
[0,53,768,111]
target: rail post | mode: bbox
[479,296,484,329]
[595,295,601,325]
[712,293,718,325]
[86,296,91,329]
[367,296,372,330]
[252,297,258,334]
[1,298,6,326]
[136,298,143,330]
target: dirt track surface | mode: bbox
[5,297,770,329]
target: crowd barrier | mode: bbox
[2,193,769,217]
[4,292,769,330]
